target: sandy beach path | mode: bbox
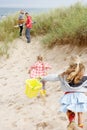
[0,37,87,130]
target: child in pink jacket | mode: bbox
[28,55,52,95]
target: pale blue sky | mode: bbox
[0,0,87,8]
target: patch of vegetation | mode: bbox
[0,3,87,56]
[31,3,87,47]
[0,13,19,56]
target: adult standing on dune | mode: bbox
[18,10,25,36]
[25,12,32,43]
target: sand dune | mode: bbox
[0,37,87,130]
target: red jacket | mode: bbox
[25,16,32,28]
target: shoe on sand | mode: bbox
[67,122,82,130]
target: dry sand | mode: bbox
[0,36,87,130]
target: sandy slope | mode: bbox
[0,37,87,130]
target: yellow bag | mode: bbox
[25,79,42,98]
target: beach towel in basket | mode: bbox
[25,78,42,98]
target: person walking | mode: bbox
[28,55,52,95]
[25,12,32,43]
[41,55,87,129]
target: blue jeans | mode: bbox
[25,28,31,43]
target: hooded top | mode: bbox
[41,74,87,92]
[25,16,32,28]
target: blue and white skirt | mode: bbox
[60,92,87,113]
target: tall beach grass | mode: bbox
[0,13,19,56]
[31,3,87,47]
[0,3,87,56]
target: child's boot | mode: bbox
[68,111,75,123]
[40,90,46,96]
[78,124,83,129]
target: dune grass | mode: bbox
[0,3,87,56]
[0,13,19,56]
[0,14,19,41]
[31,3,87,47]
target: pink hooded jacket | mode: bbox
[25,16,32,29]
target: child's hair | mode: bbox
[61,55,85,84]
[37,55,43,61]
[25,12,29,15]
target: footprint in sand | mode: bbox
[0,77,6,79]
[12,121,17,127]
[2,83,7,86]
[36,122,48,130]
[15,106,23,111]
[59,116,66,121]
[8,103,14,107]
